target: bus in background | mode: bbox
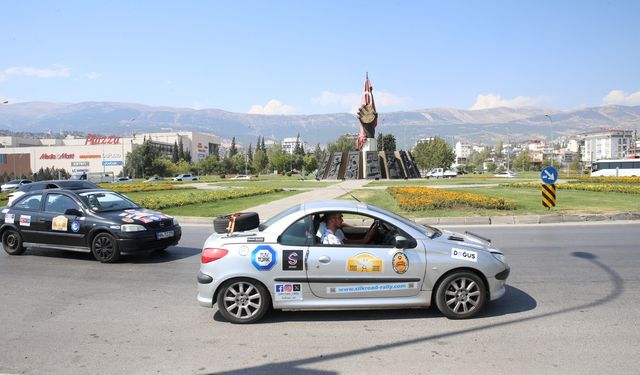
[591,157,640,177]
[70,171,115,183]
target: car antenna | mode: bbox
[338,183,361,203]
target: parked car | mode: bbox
[144,176,165,182]
[425,168,457,178]
[172,174,199,181]
[494,171,517,178]
[113,177,134,183]
[231,175,251,180]
[1,188,181,263]
[1,179,32,192]
[7,180,99,206]
[197,200,510,323]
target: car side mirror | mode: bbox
[65,208,83,217]
[395,236,408,249]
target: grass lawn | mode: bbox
[211,180,337,189]
[160,190,302,217]
[343,186,640,218]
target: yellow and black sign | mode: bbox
[541,183,556,208]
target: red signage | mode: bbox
[40,153,75,160]
[85,134,121,145]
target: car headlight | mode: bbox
[491,252,506,264]
[120,224,147,232]
[172,217,179,226]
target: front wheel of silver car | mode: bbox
[217,279,270,324]
[435,271,486,319]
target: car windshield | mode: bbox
[259,204,301,231]
[78,191,139,212]
[368,204,441,238]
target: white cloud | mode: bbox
[84,72,102,80]
[470,94,547,110]
[311,90,409,113]
[248,99,294,115]
[0,65,70,82]
[602,90,640,106]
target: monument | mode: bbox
[316,74,420,180]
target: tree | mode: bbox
[178,137,185,161]
[260,137,266,151]
[303,155,318,174]
[247,143,253,163]
[376,133,397,151]
[171,141,179,163]
[468,149,491,172]
[229,137,238,157]
[513,150,532,172]
[327,136,356,153]
[184,149,192,163]
[267,144,288,173]
[124,140,161,178]
[495,141,503,158]
[294,133,305,155]
[252,149,268,174]
[412,137,455,172]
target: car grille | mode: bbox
[146,218,173,229]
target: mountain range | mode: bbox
[1,101,638,148]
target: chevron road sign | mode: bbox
[541,183,556,209]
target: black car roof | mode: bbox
[18,180,99,191]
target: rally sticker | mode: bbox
[451,248,478,262]
[347,253,382,273]
[121,217,134,223]
[1,208,9,214]
[139,217,153,223]
[327,282,418,294]
[274,283,302,301]
[392,252,409,274]
[71,220,81,233]
[19,215,31,227]
[118,213,128,217]
[52,215,68,231]
[251,245,276,270]
[282,250,303,271]
[247,237,264,243]
[4,213,15,223]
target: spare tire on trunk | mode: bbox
[213,212,260,234]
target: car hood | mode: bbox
[99,208,174,226]
[433,228,501,253]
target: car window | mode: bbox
[45,194,80,214]
[13,194,43,211]
[78,191,138,212]
[279,215,314,246]
[260,204,301,231]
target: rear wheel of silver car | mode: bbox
[2,229,26,255]
[91,233,121,263]
[217,279,270,324]
[436,271,486,319]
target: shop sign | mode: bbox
[102,160,123,166]
[71,162,90,167]
[102,153,122,159]
[40,153,75,160]
[79,154,101,159]
[72,168,90,173]
[85,134,121,145]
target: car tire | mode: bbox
[2,229,26,255]
[216,278,271,324]
[435,271,486,319]
[91,232,121,263]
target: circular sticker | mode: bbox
[238,246,249,256]
[71,220,81,233]
[392,252,409,274]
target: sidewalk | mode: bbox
[174,179,640,225]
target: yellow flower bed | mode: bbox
[134,188,280,210]
[388,187,516,211]
[98,182,196,193]
[503,182,640,194]
[571,176,640,184]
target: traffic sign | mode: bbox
[541,166,558,184]
[541,183,556,209]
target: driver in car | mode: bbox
[320,212,378,245]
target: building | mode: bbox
[281,137,307,155]
[0,131,220,177]
[581,129,633,163]
[454,141,473,165]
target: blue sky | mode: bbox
[1,1,639,114]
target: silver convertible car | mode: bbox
[197,200,510,324]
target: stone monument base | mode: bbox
[316,149,420,180]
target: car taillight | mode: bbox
[201,248,229,263]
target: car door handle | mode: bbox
[37,218,46,223]
[318,255,331,264]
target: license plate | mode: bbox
[156,230,174,240]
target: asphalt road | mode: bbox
[1,222,638,375]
